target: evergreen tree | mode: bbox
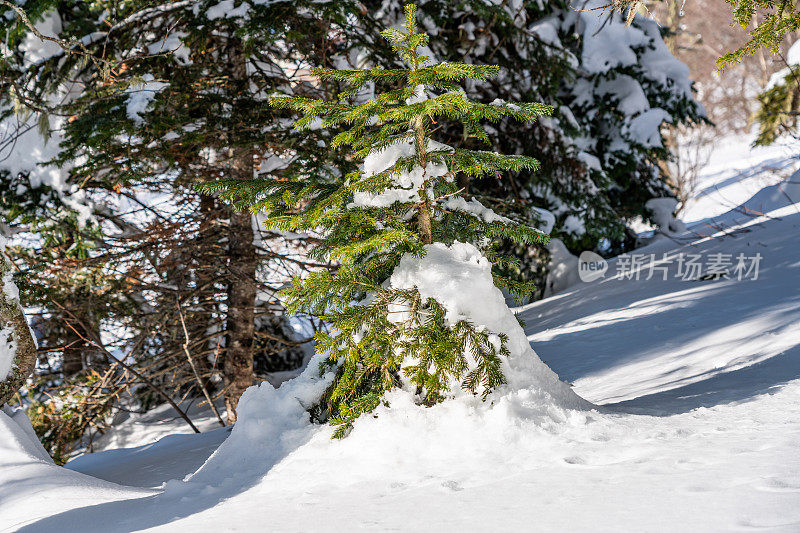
[348,0,704,281]
[752,40,800,146]
[0,0,342,427]
[208,4,552,436]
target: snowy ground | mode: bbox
[2,137,800,532]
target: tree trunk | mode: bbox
[61,289,95,377]
[223,203,257,424]
[220,37,258,424]
[61,323,85,377]
[412,115,433,244]
[0,263,37,406]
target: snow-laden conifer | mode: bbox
[209,4,584,436]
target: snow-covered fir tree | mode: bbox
[209,4,586,436]
[353,0,705,264]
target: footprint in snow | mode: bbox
[441,480,464,492]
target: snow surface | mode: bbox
[645,197,686,235]
[2,137,800,531]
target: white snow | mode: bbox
[543,237,580,297]
[530,206,556,233]
[18,12,63,66]
[575,0,646,74]
[3,135,800,531]
[202,0,251,20]
[147,32,192,65]
[0,407,155,529]
[0,325,16,382]
[387,241,589,403]
[125,74,168,126]
[625,108,672,148]
[531,20,560,46]
[595,75,649,116]
[349,138,452,208]
[442,197,511,224]
[680,134,800,223]
[0,113,95,227]
[645,197,686,235]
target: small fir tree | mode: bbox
[753,59,800,145]
[210,4,552,436]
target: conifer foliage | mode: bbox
[210,4,552,436]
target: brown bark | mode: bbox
[61,289,96,377]
[0,265,37,406]
[222,202,257,424]
[221,39,257,424]
[61,324,85,377]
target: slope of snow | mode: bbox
[3,139,800,531]
[65,401,231,488]
[0,407,153,531]
[66,428,230,489]
[680,135,800,224]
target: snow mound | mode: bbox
[177,353,334,491]
[0,406,52,464]
[544,238,580,297]
[645,197,686,236]
[177,242,587,498]
[388,241,587,405]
